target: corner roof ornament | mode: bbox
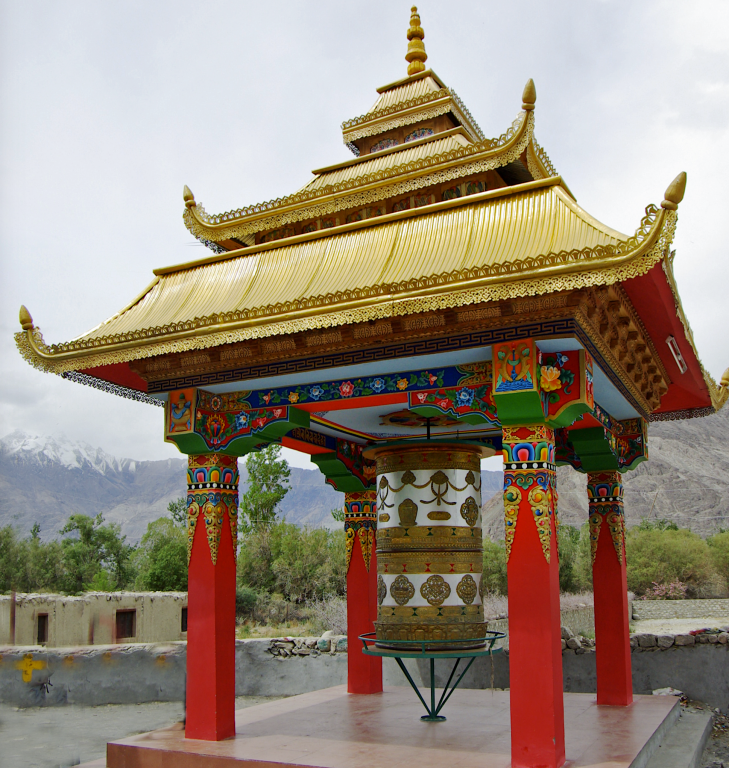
[405,6,427,76]
[183,185,196,209]
[661,172,687,210]
[19,305,34,331]
[522,79,537,111]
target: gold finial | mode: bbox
[405,6,427,76]
[183,185,196,209]
[661,172,687,210]
[19,306,34,331]
[522,79,537,111]
[721,367,729,390]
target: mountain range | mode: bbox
[2,403,726,545]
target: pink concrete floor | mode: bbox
[104,686,678,768]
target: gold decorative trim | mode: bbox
[528,484,552,563]
[503,484,521,561]
[15,203,676,376]
[182,111,531,243]
[341,86,485,143]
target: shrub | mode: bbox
[309,595,347,635]
[626,527,717,597]
[482,538,508,595]
[639,581,688,600]
[707,531,729,594]
[236,586,259,617]
[557,524,581,593]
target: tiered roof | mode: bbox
[15,7,729,421]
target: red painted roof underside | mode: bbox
[80,362,148,392]
[622,263,711,414]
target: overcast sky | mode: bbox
[1,0,727,470]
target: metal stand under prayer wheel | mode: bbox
[373,443,486,650]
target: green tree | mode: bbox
[482,538,508,595]
[23,529,65,592]
[0,526,66,594]
[239,445,290,532]
[59,514,135,594]
[707,531,729,592]
[0,526,26,593]
[626,526,717,597]
[237,520,346,602]
[167,497,187,528]
[133,517,188,591]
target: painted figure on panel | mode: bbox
[169,389,193,433]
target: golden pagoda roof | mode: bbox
[18,176,684,375]
[340,70,485,146]
[303,129,473,191]
[182,83,556,247]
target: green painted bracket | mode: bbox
[567,427,620,473]
[310,452,372,493]
[168,407,309,457]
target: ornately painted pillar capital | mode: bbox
[187,454,240,566]
[185,453,239,740]
[587,470,632,706]
[344,490,382,694]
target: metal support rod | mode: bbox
[394,657,431,715]
[430,659,436,714]
[435,656,477,715]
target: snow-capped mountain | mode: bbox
[0,430,187,543]
[0,430,137,475]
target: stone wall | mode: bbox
[3,628,727,711]
[0,592,187,646]
[631,599,729,620]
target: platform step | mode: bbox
[644,709,713,768]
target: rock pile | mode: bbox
[561,626,596,654]
[267,631,348,659]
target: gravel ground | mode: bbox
[632,618,729,635]
[699,705,729,768]
[0,696,286,768]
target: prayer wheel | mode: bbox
[373,443,486,650]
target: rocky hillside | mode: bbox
[482,405,729,539]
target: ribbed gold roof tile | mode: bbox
[80,183,626,343]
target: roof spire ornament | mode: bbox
[522,79,537,111]
[405,6,427,76]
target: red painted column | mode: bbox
[588,471,632,706]
[344,490,382,694]
[185,454,239,740]
[503,426,565,768]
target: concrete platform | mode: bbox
[103,686,679,768]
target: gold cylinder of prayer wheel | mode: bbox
[373,443,486,650]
